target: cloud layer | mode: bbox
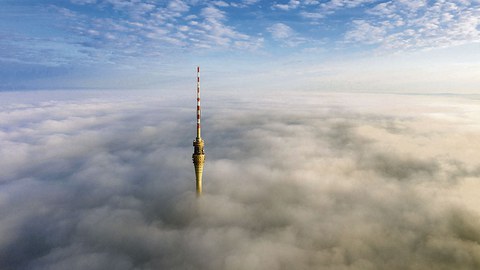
[1,92,480,269]
[3,0,478,68]
[61,0,478,54]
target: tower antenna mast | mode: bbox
[192,66,205,196]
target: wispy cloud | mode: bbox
[267,23,306,46]
[1,0,479,89]
[297,0,374,19]
[230,0,260,8]
[212,1,230,7]
[289,0,480,52]
[345,0,480,51]
[193,5,263,49]
[320,0,376,11]
[54,0,263,63]
[273,0,301,11]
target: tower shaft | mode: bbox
[192,66,205,196]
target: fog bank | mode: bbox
[1,92,480,269]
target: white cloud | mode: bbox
[192,6,263,49]
[201,6,226,20]
[1,91,480,269]
[70,0,97,4]
[320,0,375,11]
[267,23,306,46]
[167,0,190,13]
[60,0,263,60]
[268,22,295,39]
[212,1,229,7]
[346,0,480,51]
[299,11,325,19]
[273,0,301,10]
[274,0,371,12]
[230,0,260,8]
[297,0,375,21]
[344,19,386,44]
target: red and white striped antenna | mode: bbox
[196,66,201,139]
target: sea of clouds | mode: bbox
[1,91,480,270]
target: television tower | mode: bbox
[192,66,205,196]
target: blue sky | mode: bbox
[1,0,479,92]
